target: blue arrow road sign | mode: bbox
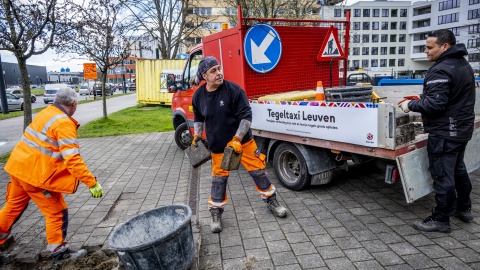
[244,24,282,73]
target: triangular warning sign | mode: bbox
[317,26,344,62]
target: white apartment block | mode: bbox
[335,0,480,77]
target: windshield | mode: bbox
[45,90,58,94]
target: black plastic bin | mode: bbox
[325,86,373,102]
[108,204,194,270]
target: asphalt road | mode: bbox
[0,93,138,155]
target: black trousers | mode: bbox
[427,134,472,221]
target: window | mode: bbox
[201,22,222,30]
[399,34,406,42]
[372,34,379,42]
[398,59,405,67]
[362,34,370,43]
[413,19,430,28]
[468,53,480,62]
[468,9,480,20]
[400,21,407,30]
[363,9,370,17]
[363,22,370,30]
[362,47,369,55]
[353,60,360,69]
[468,38,480,48]
[390,47,396,54]
[391,9,398,17]
[391,22,397,30]
[381,34,388,42]
[438,13,459,24]
[353,47,360,55]
[381,22,388,30]
[362,60,369,68]
[471,0,480,4]
[413,45,426,54]
[469,24,480,34]
[372,22,379,30]
[389,59,396,67]
[380,59,387,67]
[194,7,212,15]
[390,34,397,42]
[224,7,237,15]
[449,27,460,36]
[373,9,380,17]
[439,0,460,11]
[371,59,378,67]
[334,9,342,17]
[381,47,387,55]
[382,9,389,17]
[353,22,361,30]
[371,47,378,55]
[399,46,406,54]
[354,9,361,17]
[353,34,360,43]
[400,9,407,17]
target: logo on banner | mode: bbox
[244,24,282,73]
[317,26,344,61]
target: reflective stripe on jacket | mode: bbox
[4,105,96,194]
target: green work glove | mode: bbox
[89,182,103,198]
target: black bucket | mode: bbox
[108,204,194,270]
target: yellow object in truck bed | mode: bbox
[258,90,316,101]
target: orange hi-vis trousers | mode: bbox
[0,175,68,251]
[208,139,276,209]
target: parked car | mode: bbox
[78,84,91,96]
[43,84,69,104]
[127,82,136,91]
[6,88,36,103]
[93,82,113,96]
[0,93,24,112]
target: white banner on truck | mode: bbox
[250,101,379,147]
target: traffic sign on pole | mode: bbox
[243,24,282,73]
[83,63,97,79]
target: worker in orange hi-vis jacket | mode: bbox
[0,87,103,261]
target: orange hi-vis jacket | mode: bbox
[4,104,96,194]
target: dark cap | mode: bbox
[196,56,220,81]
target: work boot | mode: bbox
[210,208,223,233]
[412,216,451,233]
[0,235,14,251]
[454,208,474,223]
[266,194,287,218]
[51,243,87,261]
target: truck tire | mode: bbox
[175,122,193,150]
[273,143,311,191]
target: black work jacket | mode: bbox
[409,44,475,142]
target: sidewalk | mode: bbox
[1,131,479,269]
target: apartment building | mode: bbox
[410,0,480,74]
[334,0,480,77]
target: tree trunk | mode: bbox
[17,58,33,130]
[102,72,108,118]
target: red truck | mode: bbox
[169,7,480,203]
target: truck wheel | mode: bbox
[273,143,311,191]
[175,122,193,150]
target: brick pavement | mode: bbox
[0,132,479,269]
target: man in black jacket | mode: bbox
[398,29,475,233]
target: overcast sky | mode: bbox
[1,0,423,72]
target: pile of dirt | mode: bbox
[2,250,122,270]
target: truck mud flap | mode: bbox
[396,127,480,204]
[396,148,433,204]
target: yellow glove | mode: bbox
[227,136,242,154]
[89,182,103,198]
[192,134,202,146]
[397,99,411,113]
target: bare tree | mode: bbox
[218,0,320,23]
[65,0,133,118]
[0,0,72,129]
[121,0,215,59]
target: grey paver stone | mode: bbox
[324,257,356,270]
[270,251,298,266]
[266,240,290,253]
[243,237,267,250]
[372,251,405,266]
[343,247,374,262]
[353,260,385,270]
[245,247,271,261]
[317,245,345,259]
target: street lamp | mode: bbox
[36,76,38,86]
